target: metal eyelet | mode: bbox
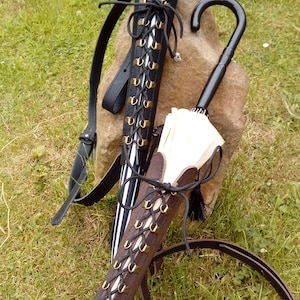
[113,260,121,270]
[143,200,153,210]
[128,96,138,106]
[155,21,164,30]
[138,18,150,27]
[150,223,159,233]
[131,78,140,86]
[128,263,139,273]
[137,138,148,147]
[134,220,143,229]
[124,240,132,249]
[139,243,150,253]
[148,61,159,70]
[136,39,146,47]
[151,41,161,50]
[134,57,144,66]
[102,281,110,290]
[123,136,133,145]
[143,100,153,108]
[117,283,128,294]
[126,116,135,126]
[160,204,169,214]
[139,120,150,128]
[146,80,156,89]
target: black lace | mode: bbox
[99,0,183,58]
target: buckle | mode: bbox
[79,128,96,146]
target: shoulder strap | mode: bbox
[147,239,294,300]
[51,1,131,226]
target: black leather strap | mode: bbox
[149,239,294,300]
[51,153,121,226]
[102,51,131,114]
[51,1,131,226]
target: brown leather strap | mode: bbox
[139,274,151,300]
[94,152,294,300]
[149,239,294,300]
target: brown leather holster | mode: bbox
[94,152,197,300]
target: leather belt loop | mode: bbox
[102,51,132,114]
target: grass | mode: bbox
[0,0,299,299]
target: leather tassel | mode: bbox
[188,185,205,221]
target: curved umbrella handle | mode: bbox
[191,0,246,110]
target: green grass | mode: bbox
[0,0,299,299]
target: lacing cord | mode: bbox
[99,0,183,58]
[118,143,223,254]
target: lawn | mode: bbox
[0,0,299,299]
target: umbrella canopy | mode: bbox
[158,107,224,184]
